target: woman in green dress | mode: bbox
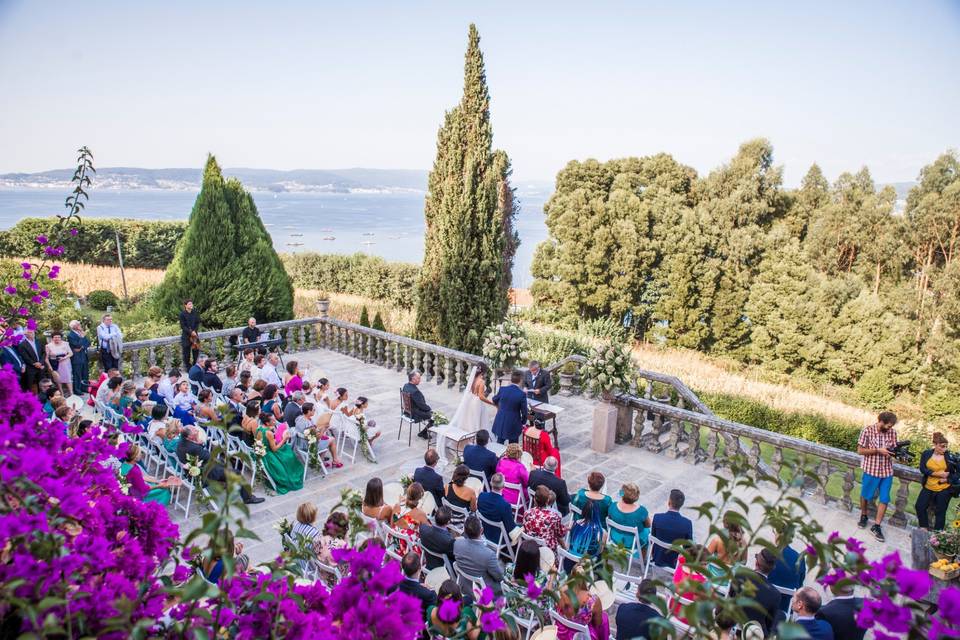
[120,444,180,505]
[607,482,651,554]
[257,412,304,495]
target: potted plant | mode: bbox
[559,360,578,395]
[482,318,529,380]
[315,291,331,317]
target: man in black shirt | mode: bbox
[202,359,222,393]
[179,300,200,368]
[242,317,262,345]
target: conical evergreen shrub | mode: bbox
[359,306,370,327]
[372,312,386,332]
[154,155,293,328]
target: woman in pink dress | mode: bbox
[45,331,73,396]
[496,443,529,508]
[284,360,304,396]
[555,565,610,640]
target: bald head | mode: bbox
[793,587,822,616]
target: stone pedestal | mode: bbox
[591,400,618,453]
[615,404,634,444]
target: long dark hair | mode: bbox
[513,540,541,581]
[364,478,384,507]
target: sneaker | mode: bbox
[858,514,869,528]
[870,524,885,542]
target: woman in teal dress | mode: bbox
[120,444,179,505]
[572,471,614,526]
[607,482,651,553]
[256,413,304,495]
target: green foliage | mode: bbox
[923,386,960,418]
[358,306,370,327]
[701,391,861,452]
[526,326,592,366]
[282,252,419,309]
[371,311,386,332]
[415,24,519,353]
[854,367,896,409]
[153,156,293,328]
[0,217,185,269]
[86,289,118,310]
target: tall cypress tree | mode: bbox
[154,155,293,327]
[415,24,519,353]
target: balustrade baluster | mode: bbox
[147,346,156,369]
[664,419,682,458]
[645,380,653,399]
[423,353,433,381]
[130,349,141,379]
[631,410,646,446]
[890,478,911,527]
[706,429,722,469]
[297,325,306,352]
[748,440,762,469]
[686,422,705,464]
[841,468,855,512]
[813,461,830,504]
[444,357,454,387]
[770,448,785,483]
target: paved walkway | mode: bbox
[177,349,908,576]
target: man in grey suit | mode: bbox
[523,360,552,403]
[452,516,504,596]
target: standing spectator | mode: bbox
[817,584,864,640]
[1,342,26,388]
[401,370,433,439]
[651,489,693,568]
[528,457,570,515]
[856,411,898,542]
[615,579,664,640]
[792,587,835,640]
[17,329,47,393]
[45,331,72,396]
[453,516,504,596]
[66,320,90,395]
[522,485,566,552]
[916,431,956,530]
[478,472,518,545]
[463,429,498,482]
[768,525,807,614]
[96,313,122,371]
[496,443,529,509]
[179,300,200,368]
[414,448,445,507]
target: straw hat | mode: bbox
[539,546,556,573]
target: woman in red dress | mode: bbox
[522,423,562,476]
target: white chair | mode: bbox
[605,517,643,574]
[441,498,469,533]
[453,561,486,599]
[333,411,374,463]
[548,610,590,640]
[307,558,343,585]
[477,512,517,563]
[384,527,419,562]
[612,570,641,604]
[468,468,490,492]
[358,511,384,541]
[557,547,583,573]
[166,453,198,517]
[421,544,455,578]
[520,531,548,547]
[503,481,528,517]
[642,534,679,580]
[501,583,542,640]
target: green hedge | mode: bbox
[282,252,420,309]
[698,391,862,453]
[0,218,186,269]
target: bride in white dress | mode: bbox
[435,363,496,464]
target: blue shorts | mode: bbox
[861,473,893,504]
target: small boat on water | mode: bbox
[362,232,375,236]
[361,241,375,246]
[285,242,304,247]
[321,227,334,232]
[289,233,303,237]
[322,236,336,241]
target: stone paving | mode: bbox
[177,348,909,580]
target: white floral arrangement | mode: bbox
[115,469,130,495]
[581,341,634,398]
[432,410,449,426]
[253,440,267,459]
[184,454,202,478]
[356,415,376,463]
[481,319,529,368]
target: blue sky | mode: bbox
[1,0,958,184]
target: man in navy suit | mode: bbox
[650,489,694,567]
[413,448,445,507]
[615,579,664,640]
[464,429,498,482]
[793,587,835,640]
[768,526,807,614]
[1,343,26,388]
[477,472,517,545]
[491,370,528,444]
[817,584,864,640]
[395,552,437,620]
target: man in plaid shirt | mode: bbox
[856,411,899,542]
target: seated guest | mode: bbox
[188,353,207,389]
[671,544,707,624]
[242,317,262,344]
[256,413,304,495]
[251,353,267,382]
[54,404,75,425]
[302,403,343,467]
[247,379,267,403]
[463,429,498,482]
[706,510,747,565]
[238,348,256,376]
[237,370,252,395]
[96,374,121,406]
[478,472,518,544]
[392,482,430,554]
[402,370,434,439]
[261,384,283,421]
[414,448,445,507]
[43,388,63,416]
[522,422,561,476]
[444,465,478,528]
[328,387,351,413]
[284,390,306,429]
[132,387,151,413]
[161,419,183,454]
[817,583,864,640]
[420,506,456,570]
[792,587,835,640]
[202,358,222,393]
[316,512,350,585]
[362,477,393,522]
[572,471,613,525]
[116,381,137,411]
[453,516,504,596]
[177,426,264,503]
[195,388,220,422]
[172,380,197,413]
[428,580,475,638]
[504,539,553,609]
[157,368,180,404]
[292,501,322,545]
[555,563,609,640]
[607,482,651,554]
[221,364,239,398]
[615,579,664,640]
[529,456,570,515]
[522,485,566,552]
[225,386,246,426]
[651,489,694,568]
[284,360,304,396]
[147,403,169,439]
[145,366,164,401]
[203,534,250,584]
[314,378,332,409]
[768,525,807,614]
[729,549,782,636]
[567,499,604,571]
[120,444,179,505]
[397,552,437,619]
[496,443,529,508]
[352,396,382,444]
[240,401,260,446]
[261,353,283,388]
[713,608,738,640]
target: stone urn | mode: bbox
[315,298,330,317]
[591,390,618,454]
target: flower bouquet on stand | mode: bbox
[580,341,634,401]
[482,319,529,375]
[432,410,450,426]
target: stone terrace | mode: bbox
[178,348,908,577]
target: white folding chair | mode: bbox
[477,512,517,563]
[384,527,419,562]
[612,570,641,604]
[503,481,527,517]
[333,412,363,464]
[520,531,548,547]
[557,547,583,573]
[501,583,541,640]
[642,534,678,580]
[307,558,343,585]
[605,517,643,574]
[358,511,384,541]
[421,544,455,577]
[549,610,590,640]
[468,468,491,493]
[441,498,469,533]
[453,561,486,599]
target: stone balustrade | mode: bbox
[102,310,920,527]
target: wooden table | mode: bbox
[528,399,564,448]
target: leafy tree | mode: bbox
[415,24,518,353]
[358,306,370,328]
[784,163,829,241]
[371,312,386,332]
[154,155,293,328]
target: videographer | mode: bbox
[856,411,899,543]
[915,432,956,531]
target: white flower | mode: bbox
[188,465,201,477]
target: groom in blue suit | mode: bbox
[491,370,528,444]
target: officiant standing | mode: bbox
[492,370,528,444]
[523,360,552,403]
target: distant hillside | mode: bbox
[0,167,431,194]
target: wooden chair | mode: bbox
[398,391,425,446]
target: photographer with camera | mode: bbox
[856,411,899,542]
[915,432,957,531]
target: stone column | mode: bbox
[591,399,618,453]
